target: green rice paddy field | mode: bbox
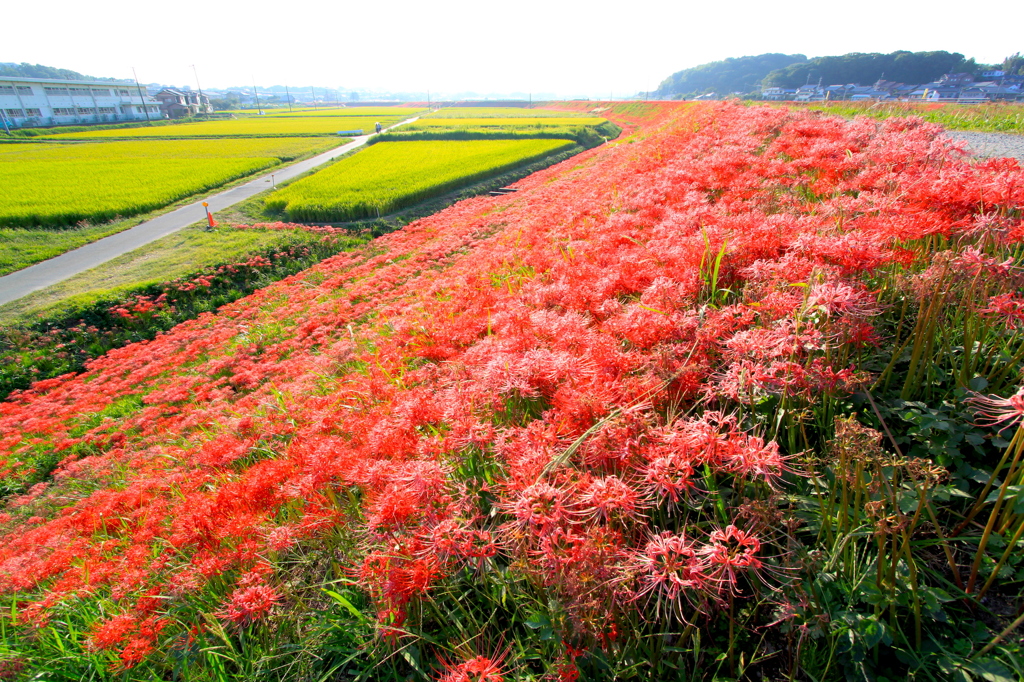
[423,107,596,118]
[40,116,407,139]
[405,117,608,129]
[0,138,344,227]
[265,138,576,221]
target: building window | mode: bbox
[97,107,115,114]
[92,89,111,97]
[4,109,25,117]
[45,87,71,96]
[17,86,32,95]
[76,107,96,115]
[69,87,90,95]
[118,89,131,96]
[25,108,41,116]
[53,108,75,115]
[0,86,14,95]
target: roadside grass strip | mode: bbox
[802,100,1024,134]
[265,138,575,222]
[39,116,406,139]
[0,138,343,228]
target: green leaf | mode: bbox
[856,616,891,649]
[524,613,549,629]
[968,376,989,392]
[898,490,920,514]
[963,658,1016,682]
[323,589,365,622]
[401,645,425,676]
[524,612,555,640]
[966,432,986,447]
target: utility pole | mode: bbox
[190,64,205,114]
[252,77,263,114]
[311,86,317,110]
[132,67,152,124]
[285,84,293,113]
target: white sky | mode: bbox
[5,0,1021,98]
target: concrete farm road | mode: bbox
[0,118,418,307]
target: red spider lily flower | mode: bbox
[88,613,138,650]
[396,555,445,595]
[506,482,577,534]
[117,636,156,669]
[719,434,791,490]
[422,518,471,563]
[376,606,408,641]
[216,581,281,625]
[950,246,1017,280]
[700,525,763,592]
[967,386,1024,430]
[580,475,647,523]
[89,614,166,670]
[980,293,1024,330]
[629,531,708,603]
[437,648,510,682]
[642,454,698,504]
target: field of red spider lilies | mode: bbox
[1,101,1023,681]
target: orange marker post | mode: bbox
[202,201,217,230]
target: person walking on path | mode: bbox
[375,122,382,134]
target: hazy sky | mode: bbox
[6,0,1021,98]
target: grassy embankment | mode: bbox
[801,100,1024,134]
[0,101,1021,681]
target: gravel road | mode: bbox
[945,130,1024,163]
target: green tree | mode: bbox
[1003,52,1024,76]
[0,62,114,81]
[655,54,807,99]
[762,51,973,88]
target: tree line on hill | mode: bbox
[0,62,123,82]
[654,50,1022,99]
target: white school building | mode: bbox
[0,76,162,129]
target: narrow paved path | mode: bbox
[0,118,418,307]
[945,130,1024,163]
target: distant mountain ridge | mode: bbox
[655,54,806,98]
[0,62,123,82]
[762,51,976,89]
[655,50,1000,99]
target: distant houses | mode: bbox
[0,77,222,129]
[153,88,212,118]
[764,72,1024,103]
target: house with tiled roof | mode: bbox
[154,88,212,118]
